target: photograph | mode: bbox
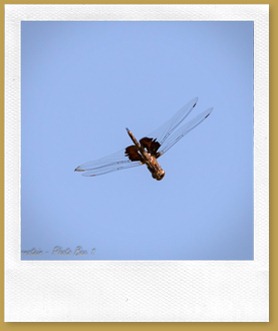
[21,20,254,261]
[5,4,269,322]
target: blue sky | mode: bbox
[21,21,254,260]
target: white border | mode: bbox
[5,5,269,322]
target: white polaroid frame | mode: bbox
[5,4,269,322]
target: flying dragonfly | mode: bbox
[75,97,213,180]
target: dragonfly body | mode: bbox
[126,128,165,180]
[75,97,213,180]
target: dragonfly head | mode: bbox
[152,169,165,181]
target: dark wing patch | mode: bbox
[140,137,161,157]
[125,145,144,162]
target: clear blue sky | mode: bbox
[21,21,254,260]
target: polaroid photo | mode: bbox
[5,4,269,322]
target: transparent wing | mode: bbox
[149,97,198,147]
[75,97,212,178]
[74,149,142,177]
[159,107,213,156]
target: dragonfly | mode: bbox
[75,97,213,180]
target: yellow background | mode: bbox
[0,0,273,329]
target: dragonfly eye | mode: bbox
[152,170,165,181]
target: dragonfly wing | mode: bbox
[158,107,213,156]
[75,149,142,177]
[75,97,212,178]
[148,97,198,147]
